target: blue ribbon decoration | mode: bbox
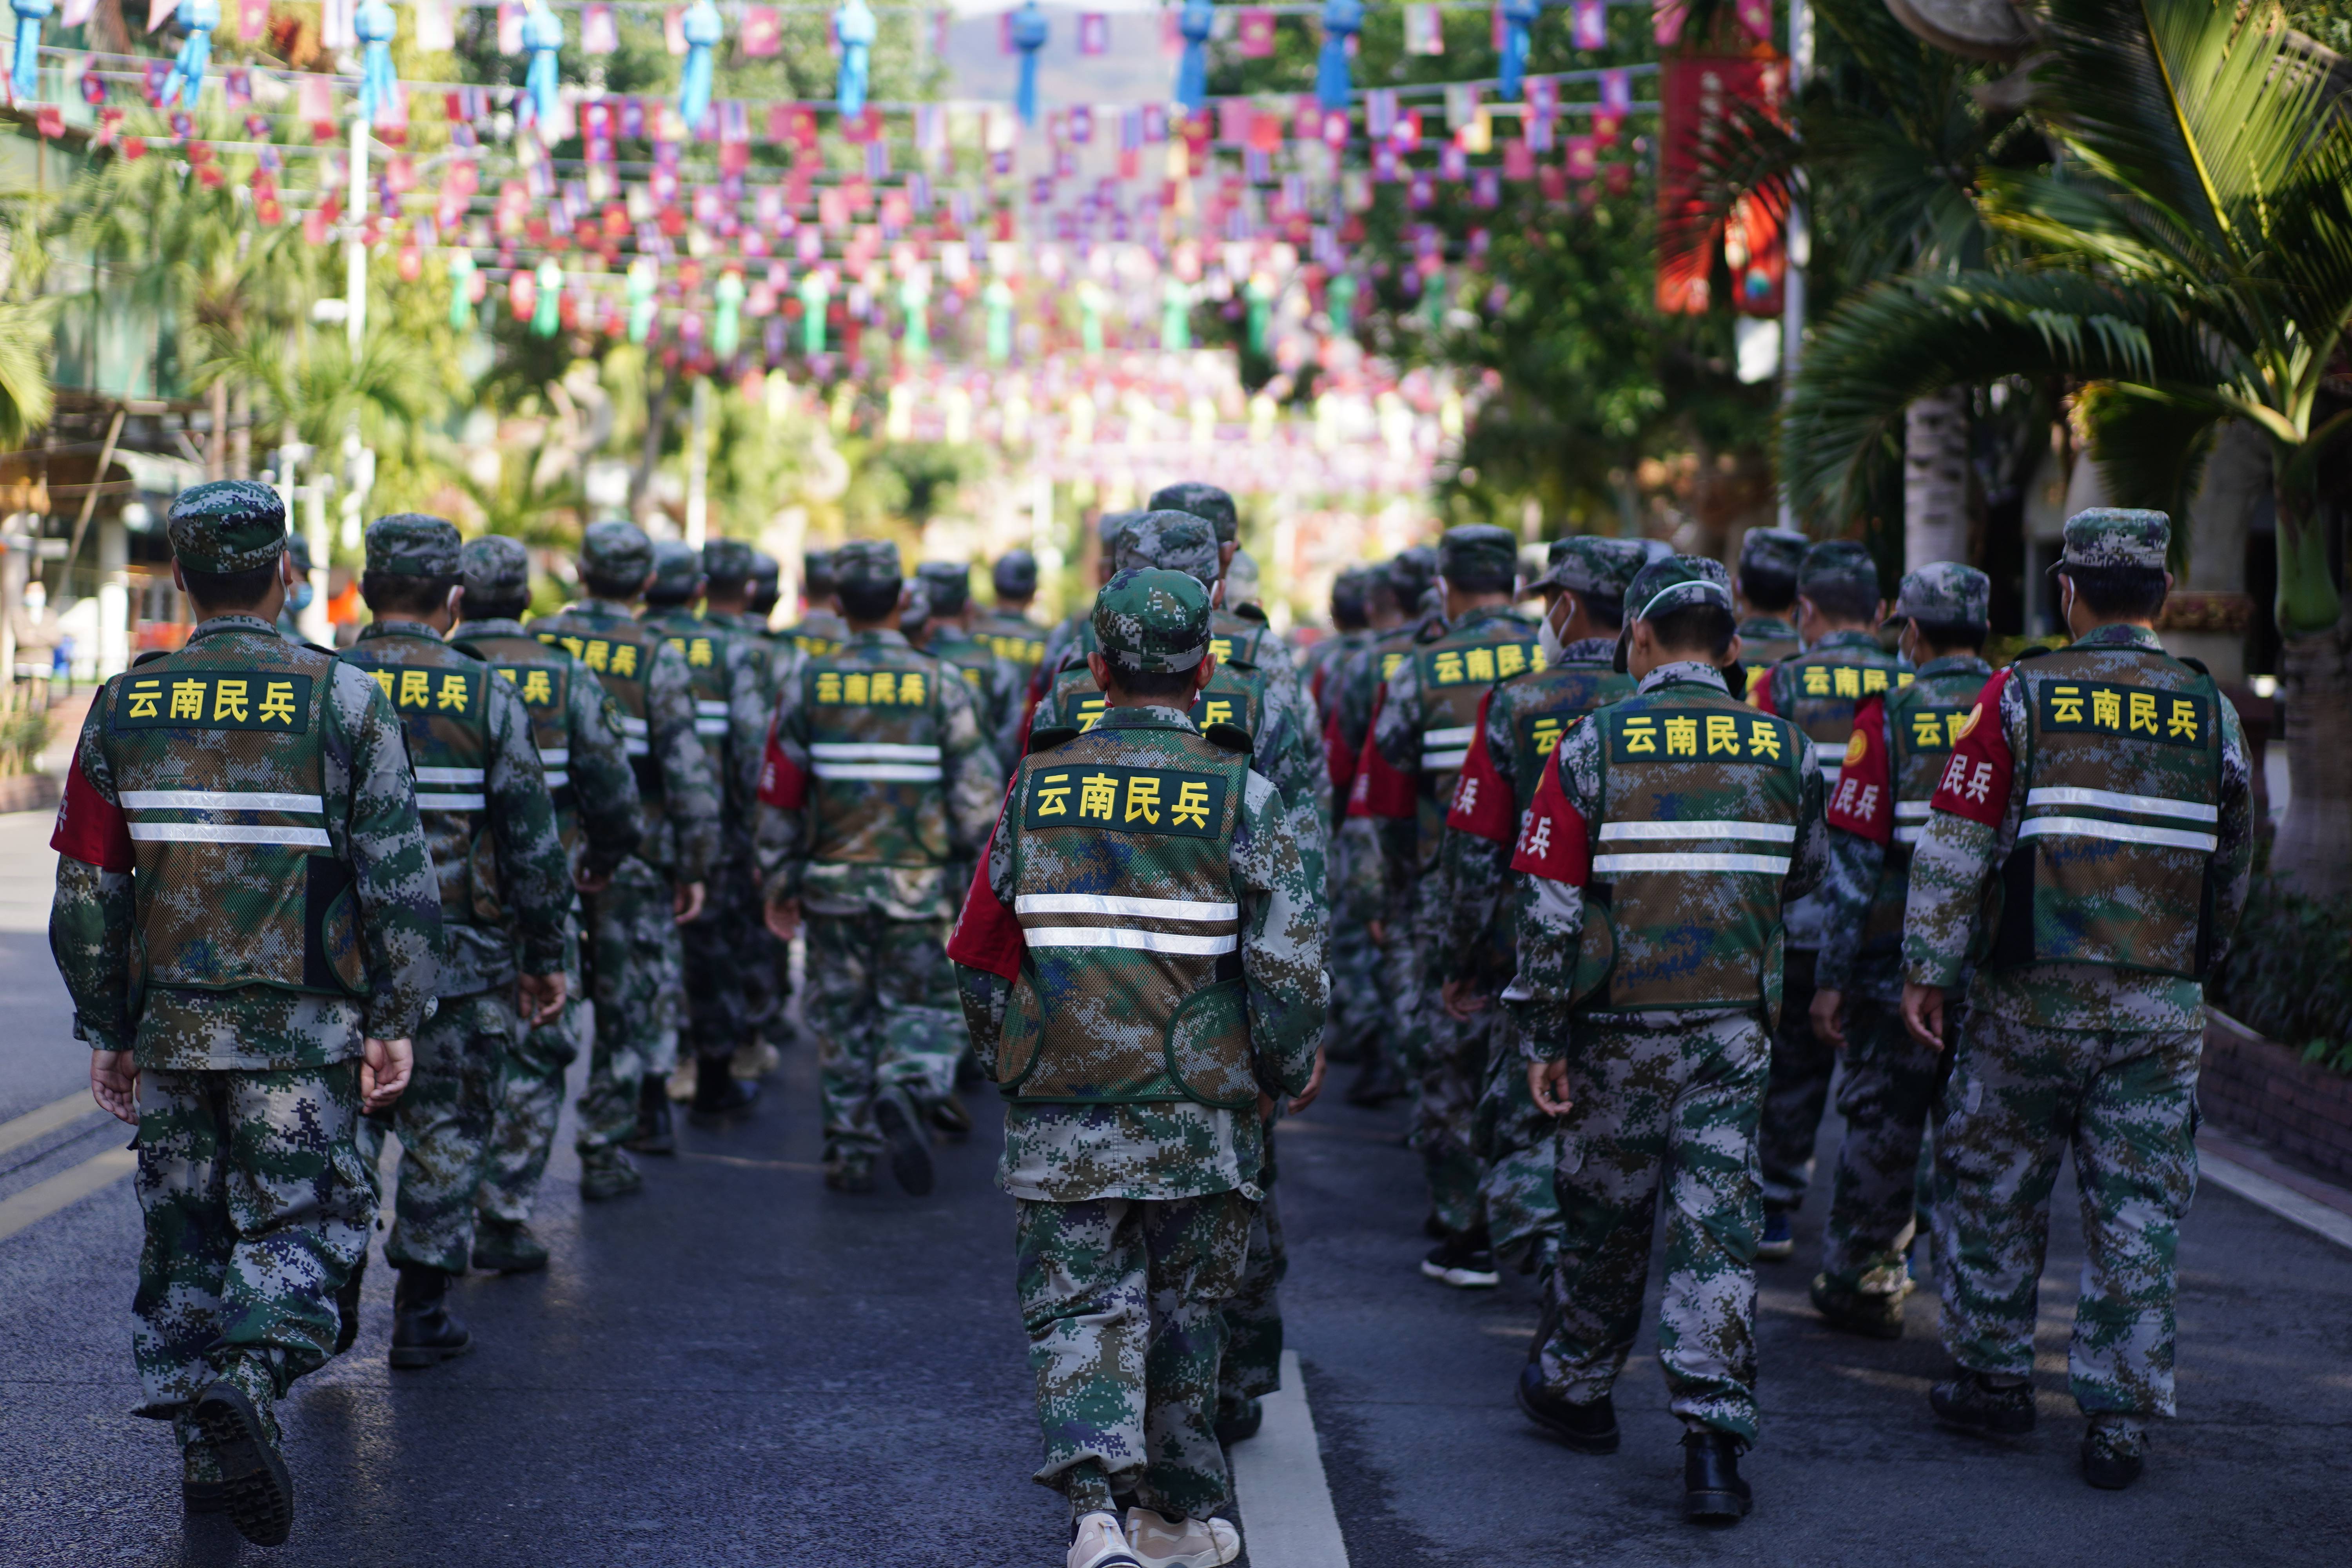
[10,0,53,103]
[522,0,563,132]
[833,0,875,120]
[354,0,397,123]
[679,0,721,131]
[169,0,220,111]
[1009,0,1046,127]
[1174,0,1212,116]
[1499,0,1540,102]
[1316,0,1362,113]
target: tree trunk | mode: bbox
[1904,388,1971,572]
[2268,477,2352,898]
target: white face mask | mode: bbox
[1538,592,1573,666]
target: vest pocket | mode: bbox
[468,831,504,924]
[1164,976,1257,1109]
[994,969,1047,1091]
[1989,842,2038,969]
[1569,900,1616,1008]
[303,855,369,995]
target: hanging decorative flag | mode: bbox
[355,0,397,122]
[413,0,452,51]
[497,0,522,53]
[1654,0,1688,46]
[627,258,659,341]
[522,0,563,133]
[1403,4,1442,54]
[582,2,615,52]
[679,0,721,127]
[165,0,218,108]
[1010,0,1047,126]
[11,0,53,102]
[713,268,746,357]
[740,4,778,54]
[232,0,264,38]
[1237,7,1274,57]
[1738,0,1772,40]
[1078,11,1107,54]
[60,0,93,27]
[1317,0,1362,112]
[834,0,875,116]
[145,0,176,31]
[532,260,563,335]
[1175,0,1213,114]
[1497,0,1537,100]
[1571,0,1605,49]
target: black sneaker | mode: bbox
[190,1379,294,1547]
[874,1091,935,1196]
[1809,1274,1906,1340]
[1514,1363,1619,1454]
[1757,1209,1795,1261]
[1682,1429,1752,1524]
[2081,1421,2146,1490]
[1420,1236,1499,1289]
[1930,1368,2036,1436]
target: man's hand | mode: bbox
[1288,1047,1328,1115]
[1811,987,1846,1051]
[1901,981,1945,1053]
[1528,1059,1573,1118]
[1441,978,1488,1021]
[673,880,706,925]
[765,895,802,942]
[362,1037,413,1111]
[517,971,568,1028]
[574,864,613,896]
[91,1051,140,1125]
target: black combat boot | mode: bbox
[1929,1367,2035,1436]
[333,1252,367,1354]
[622,1073,676,1154]
[470,1217,550,1274]
[1682,1429,1753,1523]
[1810,1273,1907,1340]
[1346,1051,1405,1107]
[689,1053,760,1123]
[190,1377,294,1546]
[2081,1416,2147,1490]
[1515,1363,1619,1454]
[874,1087,935,1196]
[388,1266,474,1370]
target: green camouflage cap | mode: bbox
[1798,539,1880,601]
[1386,546,1438,604]
[1148,482,1240,544]
[993,548,1038,599]
[1628,554,1735,622]
[287,534,314,573]
[581,519,654,584]
[649,540,704,598]
[834,537,903,590]
[900,578,933,632]
[1094,567,1213,672]
[460,534,531,601]
[804,548,838,595]
[2061,507,2169,570]
[1536,535,1648,599]
[702,537,755,582]
[1111,510,1221,588]
[1225,547,1261,606]
[364,513,462,578]
[916,560,973,615]
[1438,524,1520,588]
[1738,526,1810,579]
[1098,510,1141,553]
[167,480,287,573]
[1889,561,1990,629]
[1331,565,1374,622]
[747,549,780,588]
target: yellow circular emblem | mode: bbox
[1953,702,1982,742]
[1843,731,1868,766]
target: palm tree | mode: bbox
[1783,0,2352,893]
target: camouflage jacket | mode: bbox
[641,606,773,854]
[1754,628,1911,951]
[1435,638,1631,986]
[450,615,642,881]
[49,613,441,1069]
[773,608,849,659]
[1904,624,2254,1033]
[753,628,1002,920]
[926,624,1026,779]
[1736,613,1801,688]
[1503,661,1828,1053]
[341,620,571,993]
[530,599,720,884]
[1813,653,1992,1002]
[708,608,794,704]
[947,705,1327,1201]
[1305,628,1370,723]
[969,607,1050,687]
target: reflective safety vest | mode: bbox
[994,724,1255,1107]
[1862,660,1988,948]
[971,611,1049,679]
[1991,645,2224,978]
[535,616,662,801]
[1502,659,1635,811]
[1737,615,1801,691]
[644,610,735,765]
[1764,635,1909,789]
[102,629,366,996]
[800,646,956,866]
[340,632,502,927]
[1035,657,1263,749]
[453,628,577,829]
[1403,612,1543,866]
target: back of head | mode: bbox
[1737,527,1808,615]
[1147,481,1240,546]
[582,519,656,601]
[702,537,755,593]
[1891,562,1991,652]
[745,550,781,615]
[459,534,533,621]
[2054,508,2171,621]
[1536,536,1647,628]
[1330,567,1372,631]
[804,548,839,603]
[169,480,290,613]
[993,547,1039,603]
[916,560,973,618]
[361,513,463,618]
[1385,546,1437,616]
[900,579,933,638]
[1110,511,1221,591]
[1628,554,1738,659]
[1093,566,1213,698]
[1797,541,1883,628]
[1437,525,1519,597]
[1224,548,1261,608]
[644,540,704,608]
[833,539,905,624]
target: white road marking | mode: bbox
[1231,1348,1350,1568]
[2199,1145,2352,1255]
[0,1091,98,1159]
[0,1145,135,1243]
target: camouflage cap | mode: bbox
[2060,507,2169,570]
[804,548,838,595]
[1738,526,1810,580]
[1094,567,1212,672]
[167,480,287,573]
[1225,547,1261,606]
[1536,535,1648,599]
[1111,510,1221,588]
[993,548,1039,599]
[1889,561,1991,629]
[1437,524,1521,588]
[834,537,903,590]
[1097,510,1140,553]
[702,537,755,583]
[582,519,654,584]
[1628,554,1735,622]
[916,560,973,615]
[900,578,933,632]
[1386,545,1438,603]
[1148,481,1240,544]
[460,534,531,602]
[649,540,704,598]
[1331,565,1374,621]
[364,513,462,578]
[746,549,780,588]
[287,533,314,573]
[1798,539,1880,601]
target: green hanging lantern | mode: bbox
[712,269,745,359]
[984,279,1014,364]
[448,252,476,331]
[1160,279,1192,352]
[1327,274,1357,341]
[798,271,831,356]
[1244,274,1273,357]
[531,260,562,338]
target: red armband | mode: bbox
[1824,693,1893,844]
[1445,692,1516,843]
[1323,703,1356,799]
[1508,746,1590,884]
[1750,671,1778,715]
[1927,670,2016,828]
[1345,690,1417,819]
[945,804,1024,981]
[755,720,807,809]
[52,754,133,872]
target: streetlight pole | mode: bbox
[1779,0,1813,532]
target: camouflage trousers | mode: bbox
[1415,937,1494,1241]
[804,908,960,1164]
[1819,993,1951,1299]
[350,988,515,1274]
[477,919,584,1227]
[1014,1191,1254,1518]
[131,1065,373,1427]
[1220,1122,1285,1405]
[678,851,754,1063]
[1535,1011,1768,1441]
[1323,835,1381,1063]
[737,864,791,1049]
[1757,949,1833,1212]
[576,859,683,1160]
[1933,1012,2200,1419]
[1475,1011,1561,1274]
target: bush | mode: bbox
[2210,875,2352,1074]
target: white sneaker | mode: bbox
[1123,1507,1241,1568]
[1067,1511,1143,1568]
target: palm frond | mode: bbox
[0,296,59,444]
[2076,383,2223,548]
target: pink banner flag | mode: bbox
[1572,0,1605,50]
[583,3,617,52]
[742,6,780,56]
[1404,4,1443,54]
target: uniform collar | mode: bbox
[355,619,443,644]
[1916,652,1993,679]
[1558,637,1618,663]
[850,628,911,649]
[2070,623,2165,653]
[454,617,529,639]
[1805,628,1883,653]
[189,613,281,639]
[1094,705,1198,734]
[1739,613,1797,637]
[1637,660,1730,695]
[565,598,640,619]
[1446,604,1525,635]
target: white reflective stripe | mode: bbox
[1894,800,1934,820]
[623,738,650,757]
[119,789,323,815]
[412,766,486,786]
[1023,927,1240,956]
[1592,851,1792,876]
[543,771,571,789]
[1015,893,1240,922]
[1596,820,1795,844]
[128,822,332,848]
[693,719,729,736]
[2023,786,2218,824]
[1423,725,1478,748]
[617,715,649,736]
[1893,825,1925,844]
[414,792,488,812]
[1818,761,1843,780]
[537,747,571,767]
[810,762,944,782]
[1421,749,1470,771]
[808,742,945,762]
[2018,816,2217,853]
[694,699,730,717]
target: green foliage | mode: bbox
[2211,875,2352,1074]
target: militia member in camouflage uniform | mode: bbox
[1733,527,1807,686]
[1306,568,1374,1074]
[340,516,572,1366]
[1902,510,2253,1490]
[918,559,1025,779]
[454,536,643,1270]
[1026,514,1140,748]
[1749,541,1906,1259]
[947,568,1326,1568]
[1437,537,1644,1278]
[776,547,850,657]
[1805,563,1993,1337]
[974,548,1051,684]
[1352,526,1538,1289]
[755,541,1002,1193]
[642,540,771,1121]
[533,522,720,1198]
[1506,556,1826,1524]
[272,533,317,642]
[51,481,439,1546]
